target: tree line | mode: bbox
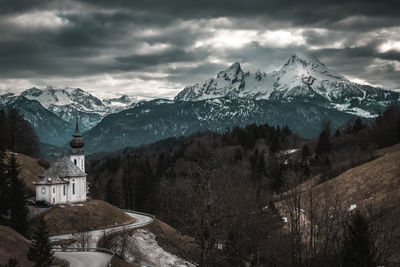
[87,105,400,266]
[0,108,39,157]
[0,108,52,266]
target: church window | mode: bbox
[53,187,55,193]
[73,183,75,194]
[63,185,66,196]
[74,159,77,165]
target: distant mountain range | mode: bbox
[1,54,399,153]
[0,87,136,146]
[83,54,399,153]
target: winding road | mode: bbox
[55,251,112,267]
[51,211,154,266]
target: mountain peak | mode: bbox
[174,54,370,102]
[217,61,244,82]
[227,61,241,70]
[284,53,324,67]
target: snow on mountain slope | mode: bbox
[174,53,399,117]
[2,87,137,131]
[21,86,106,112]
[102,95,139,113]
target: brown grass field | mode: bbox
[31,199,135,236]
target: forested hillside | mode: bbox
[0,109,39,157]
[88,106,400,266]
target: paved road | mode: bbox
[50,211,154,247]
[55,251,112,267]
[51,211,154,266]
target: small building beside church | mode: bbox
[34,120,87,204]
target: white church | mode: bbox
[34,120,87,204]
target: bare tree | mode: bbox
[159,153,231,267]
[73,231,92,248]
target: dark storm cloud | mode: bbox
[0,0,51,14]
[79,0,397,23]
[115,47,210,71]
[0,0,399,96]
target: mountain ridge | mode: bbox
[1,54,399,152]
[1,86,137,131]
[175,54,398,118]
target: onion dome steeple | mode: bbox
[69,118,85,150]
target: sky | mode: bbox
[0,0,400,99]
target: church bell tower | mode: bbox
[69,118,85,173]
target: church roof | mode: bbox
[40,155,86,179]
[35,176,68,185]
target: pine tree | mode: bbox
[0,258,19,267]
[225,229,241,266]
[352,117,364,133]
[269,135,280,154]
[28,217,54,267]
[316,127,331,156]
[0,149,9,221]
[7,153,28,236]
[342,212,374,267]
[301,144,311,177]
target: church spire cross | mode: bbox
[73,117,82,138]
[70,117,84,149]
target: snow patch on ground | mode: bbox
[347,204,357,211]
[278,149,299,156]
[116,229,195,267]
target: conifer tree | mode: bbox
[28,217,54,267]
[342,212,374,267]
[7,153,28,236]
[0,258,19,267]
[0,149,9,221]
[316,127,331,156]
[301,144,311,176]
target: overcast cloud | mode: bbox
[0,0,399,98]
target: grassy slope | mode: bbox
[311,143,400,212]
[31,199,135,236]
[3,151,45,196]
[277,143,400,262]
[0,225,33,267]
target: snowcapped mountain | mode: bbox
[2,54,399,152]
[175,54,399,117]
[102,95,138,113]
[20,86,105,112]
[0,87,137,146]
[1,87,137,132]
[0,94,73,146]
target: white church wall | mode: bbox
[70,154,85,173]
[67,177,86,203]
[55,184,67,204]
[70,178,76,202]
[75,177,86,202]
[36,185,50,201]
